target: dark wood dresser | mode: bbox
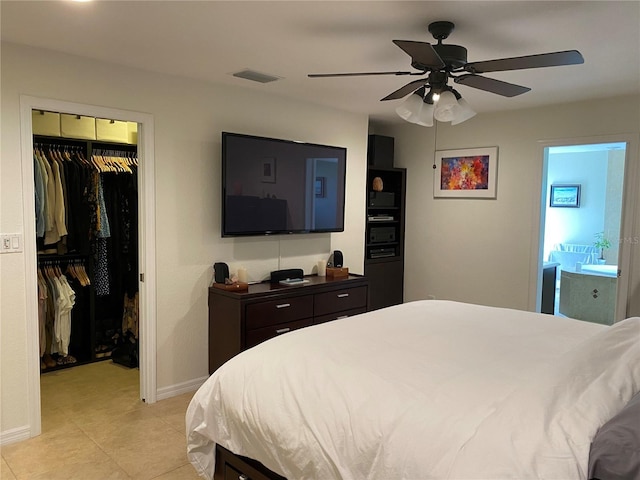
[208,274,369,374]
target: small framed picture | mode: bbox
[550,184,581,207]
[261,157,276,183]
[315,177,326,197]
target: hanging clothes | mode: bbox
[43,150,67,245]
[37,263,76,366]
[34,137,138,370]
[122,291,139,339]
[52,274,75,356]
[36,148,57,245]
[37,268,48,358]
[34,145,98,255]
[37,259,91,369]
[94,173,111,296]
[34,155,46,237]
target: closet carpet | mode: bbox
[1,361,201,479]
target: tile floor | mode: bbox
[1,361,201,480]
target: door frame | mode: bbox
[20,95,157,438]
[529,133,639,320]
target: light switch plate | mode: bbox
[0,233,23,253]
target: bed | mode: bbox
[186,300,640,480]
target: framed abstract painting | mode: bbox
[433,147,498,198]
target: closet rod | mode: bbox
[37,253,88,262]
[33,134,87,145]
[33,134,138,150]
[34,142,84,150]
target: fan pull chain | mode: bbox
[432,120,438,170]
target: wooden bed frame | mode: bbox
[214,444,286,480]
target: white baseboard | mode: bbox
[156,375,208,401]
[0,425,31,446]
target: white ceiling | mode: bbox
[2,1,639,124]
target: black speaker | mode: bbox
[369,191,395,207]
[270,268,304,283]
[367,134,394,168]
[213,262,229,284]
[333,250,343,268]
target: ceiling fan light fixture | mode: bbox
[398,88,474,126]
[395,89,425,123]
[433,90,460,122]
[416,101,435,127]
[451,97,476,125]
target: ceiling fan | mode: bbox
[308,21,584,124]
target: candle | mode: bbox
[237,267,248,283]
[317,260,327,277]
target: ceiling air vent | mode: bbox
[232,69,281,84]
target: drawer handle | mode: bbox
[275,327,291,334]
[337,293,349,298]
[239,475,249,480]
[276,303,291,309]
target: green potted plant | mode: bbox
[594,231,611,262]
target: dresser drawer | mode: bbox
[314,286,368,316]
[224,463,243,480]
[246,318,314,348]
[245,295,313,330]
[314,307,367,325]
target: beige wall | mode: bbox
[0,43,368,437]
[373,95,640,313]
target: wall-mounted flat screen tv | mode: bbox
[222,132,347,237]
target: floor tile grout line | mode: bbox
[156,414,187,435]
[148,461,193,479]
[2,454,19,480]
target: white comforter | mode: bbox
[186,300,640,479]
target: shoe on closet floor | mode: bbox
[95,345,112,358]
[43,353,57,368]
[56,355,77,365]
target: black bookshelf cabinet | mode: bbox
[364,146,406,310]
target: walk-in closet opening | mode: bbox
[36,111,140,364]
[34,110,140,427]
[21,96,157,439]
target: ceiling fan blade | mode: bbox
[393,40,445,70]
[465,50,584,74]
[454,74,531,97]
[308,71,413,78]
[381,78,429,101]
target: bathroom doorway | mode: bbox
[537,140,629,324]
